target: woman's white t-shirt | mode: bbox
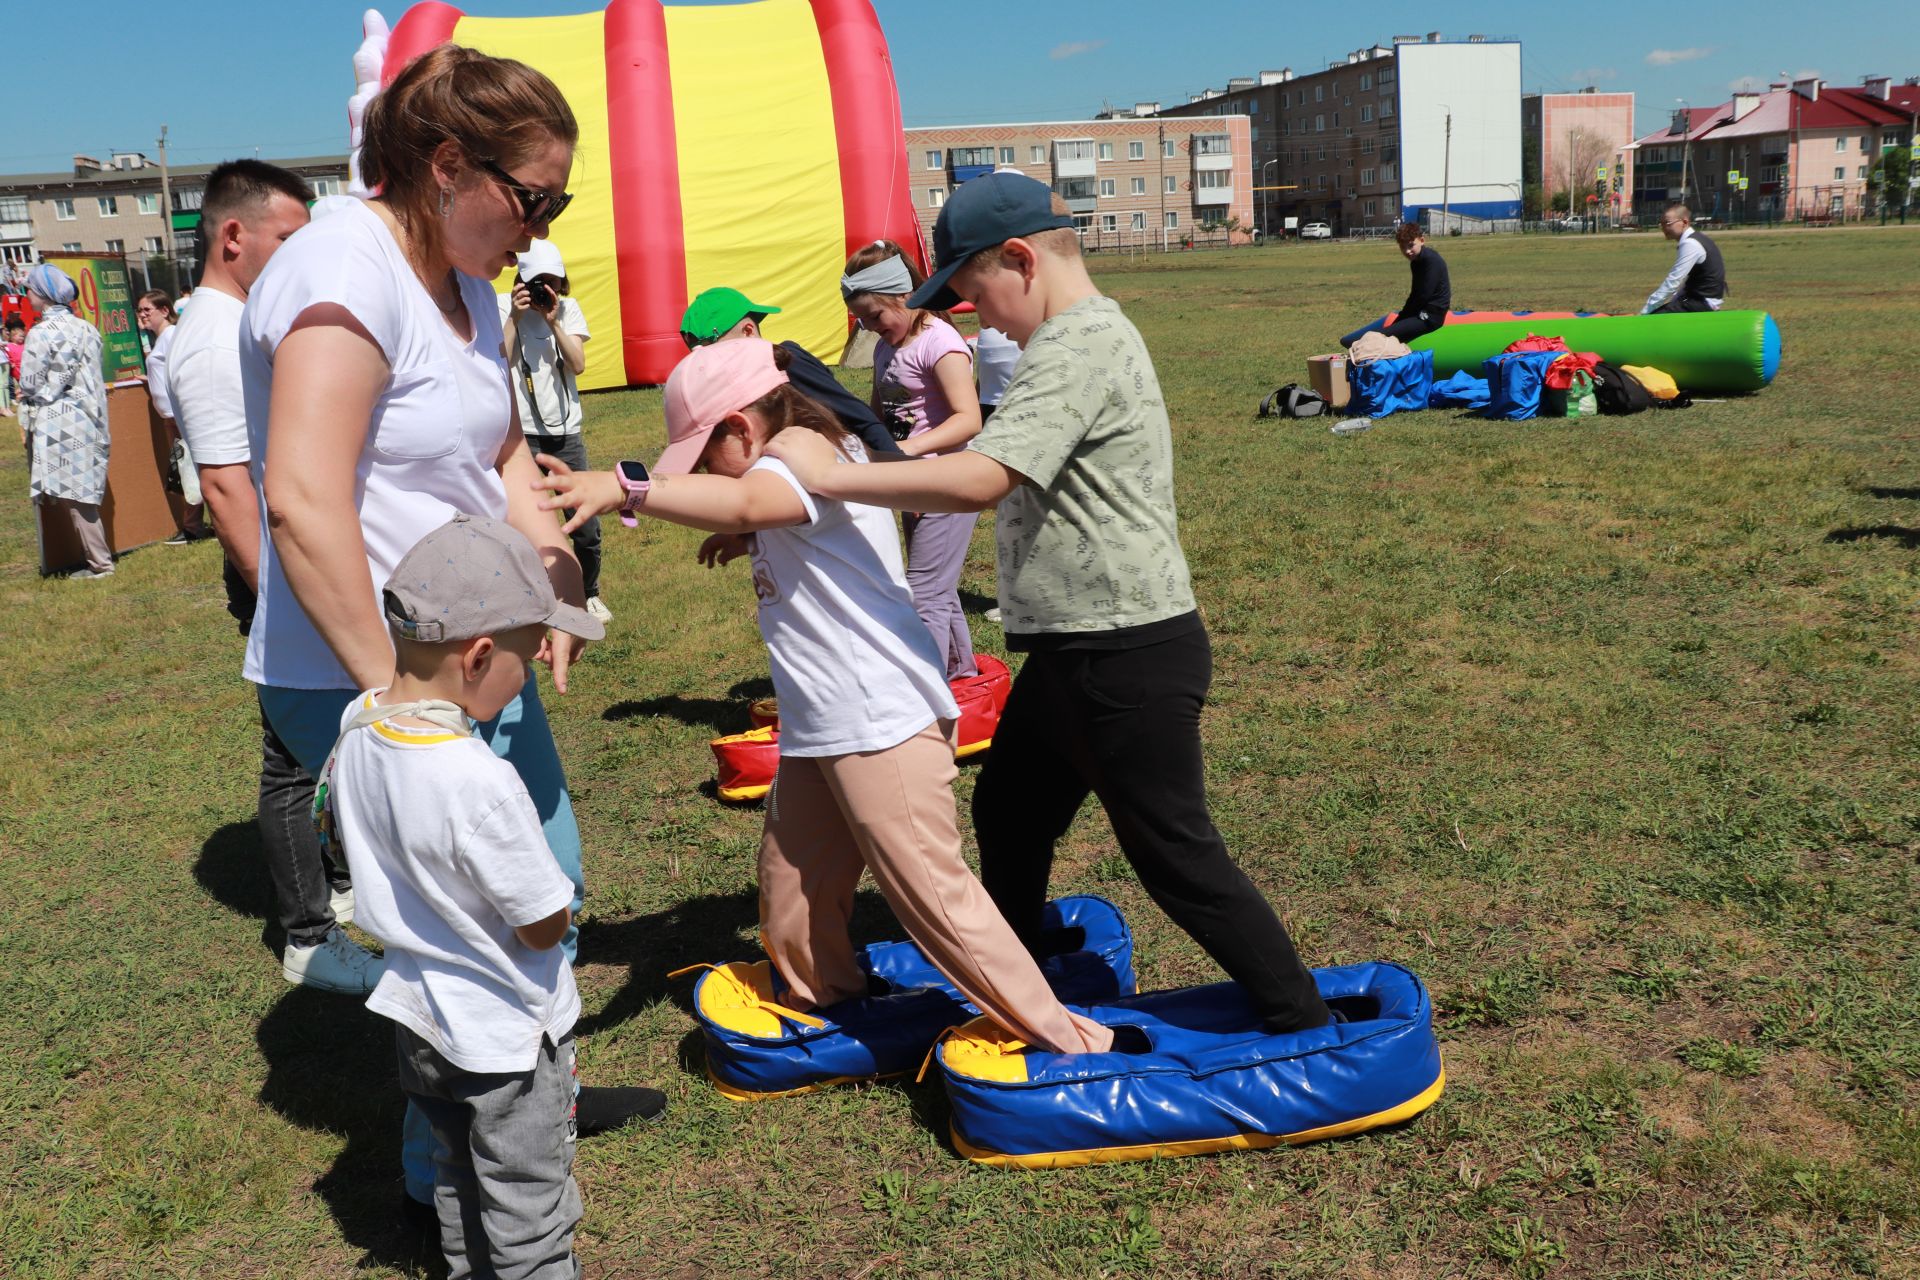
[144,324,177,421]
[241,198,514,689]
[747,445,958,756]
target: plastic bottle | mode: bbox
[1331,417,1373,436]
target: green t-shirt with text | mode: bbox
[970,295,1196,637]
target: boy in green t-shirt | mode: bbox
[767,172,1330,1034]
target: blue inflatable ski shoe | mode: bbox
[680,895,1135,1101]
[937,962,1442,1166]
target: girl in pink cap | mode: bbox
[533,338,1112,1059]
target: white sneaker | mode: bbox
[586,596,614,623]
[985,607,1003,624]
[329,885,355,925]
[283,927,385,994]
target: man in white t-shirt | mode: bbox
[499,239,608,622]
[170,159,382,993]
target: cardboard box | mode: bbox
[1307,354,1350,409]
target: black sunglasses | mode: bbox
[476,156,573,227]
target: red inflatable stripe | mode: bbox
[811,0,928,277]
[382,1,463,82]
[605,0,688,385]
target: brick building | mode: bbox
[1,152,350,284]
[1631,77,1919,222]
[901,117,1254,250]
[1523,90,1637,220]
[1149,33,1523,235]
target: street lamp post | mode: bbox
[1676,98,1693,212]
[1438,103,1452,235]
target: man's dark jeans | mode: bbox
[526,431,602,601]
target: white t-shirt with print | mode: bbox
[498,294,589,434]
[330,692,579,1074]
[745,447,958,756]
[168,288,249,464]
[241,198,514,690]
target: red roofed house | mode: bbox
[1630,76,1918,222]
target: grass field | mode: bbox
[2,225,1918,1279]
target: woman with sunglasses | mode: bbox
[236,43,662,1236]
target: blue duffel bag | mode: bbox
[678,895,1135,1100]
[938,961,1443,1167]
[1348,349,1434,418]
[1481,350,1563,420]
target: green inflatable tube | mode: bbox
[1407,310,1781,393]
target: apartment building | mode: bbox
[1523,90,1637,217]
[1632,76,1919,222]
[1151,33,1523,235]
[902,117,1254,249]
[1,152,350,277]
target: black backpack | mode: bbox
[1259,383,1327,419]
[1590,361,1652,415]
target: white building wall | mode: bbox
[1395,41,1523,221]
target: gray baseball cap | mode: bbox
[383,513,604,644]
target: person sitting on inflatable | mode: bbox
[1642,203,1727,315]
[1340,222,1452,349]
[531,339,1114,1056]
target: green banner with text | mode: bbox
[43,255,144,382]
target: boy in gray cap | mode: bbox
[316,513,604,1279]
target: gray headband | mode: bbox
[840,255,914,301]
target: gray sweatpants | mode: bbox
[396,1027,582,1280]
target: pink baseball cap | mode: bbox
[655,338,791,475]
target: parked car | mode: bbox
[1299,222,1333,239]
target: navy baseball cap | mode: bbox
[908,171,1075,311]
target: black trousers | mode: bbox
[1652,296,1717,314]
[526,431,603,600]
[973,625,1330,1033]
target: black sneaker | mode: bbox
[163,530,193,546]
[576,1084,667,1136]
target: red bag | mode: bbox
[1543,351,1600,390]
[952,655,1012,758]
[1504,333,1570,355]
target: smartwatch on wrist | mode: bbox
[615,460,653,528]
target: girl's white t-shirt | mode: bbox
[747,445,959,756]
[241,198,514,689]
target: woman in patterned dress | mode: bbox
[19,264,112,578]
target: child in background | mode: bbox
[531,338,1112,1056]
[841,240,981,679]
[319,513,605,1278]
[3,316,25,425]
[973,324,1021,424]
[768,173,1333,1036]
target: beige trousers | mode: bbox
[46,497,112,573]
[759,719,1113,1055]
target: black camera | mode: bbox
[526,279,555,310]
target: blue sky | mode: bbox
[8,0,1915,175]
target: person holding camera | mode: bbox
[502,238,607,622]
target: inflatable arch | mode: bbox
[378,0,925,388]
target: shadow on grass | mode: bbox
[574,887,902,1038]
[256,987,434,1275]
[602,695,748,734]
[194,820,276,923]
[1860,485,1920,500]
[959,586,999,616]
[1825,524,1920,549]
